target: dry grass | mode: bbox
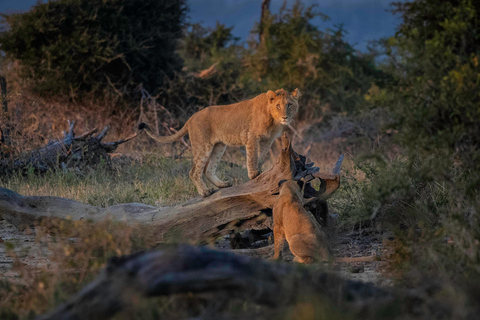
[0,218,136,319]
[1,154,249,207]
[0,61,186,159]
[0,152,252,319]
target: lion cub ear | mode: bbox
[267,90,276,102]
[291,88,302,99]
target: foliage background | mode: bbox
[1,0,480,319]
[0,0,187,100]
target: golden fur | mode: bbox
[272,180,377,264]
[272,180,330,264]
[139,88,301,197]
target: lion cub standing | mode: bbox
[272,180,330,264]
[139,89,301,197]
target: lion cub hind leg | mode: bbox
[189,145,215,197]
[204,143,231,188]
[288,234,318,264]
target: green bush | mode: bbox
[0,0,186,99]
[351,0,480,224]
[353,1,480,309]
[381,0,480,194]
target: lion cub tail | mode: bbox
[138,122,189,144]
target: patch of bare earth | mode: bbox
[0,217,393,289]
[0,220,51,281]
[327,226,393,287]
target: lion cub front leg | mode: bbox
[272,225,286,260]
[246,137,261,179]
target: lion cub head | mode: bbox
[267,88,301,125]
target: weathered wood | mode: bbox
[37,245,394,320]
[0,120,138,173]
[0,135,341,245]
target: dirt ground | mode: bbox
[328,226,393,287]
[0,216,393,287]
[0,219,51,280]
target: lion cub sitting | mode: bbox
[272,179,330,264]
[139,89,301,197]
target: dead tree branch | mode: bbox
[0,120,138,174]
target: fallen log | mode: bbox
[37,245,443,320]
[0,120,138,174]
[0,135,341,245]
[37,245,392,320]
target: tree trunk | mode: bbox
[259,0,271,45]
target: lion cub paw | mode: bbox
[248,170,261,180]
[201,188,215,197]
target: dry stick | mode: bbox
[153,101,160,135]
[138,94,145,125]
[0,76,10,147]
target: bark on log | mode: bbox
[0,120,138,174]
[0,135,341,245]
[38,245,394,320]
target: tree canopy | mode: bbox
[0,0,187,99]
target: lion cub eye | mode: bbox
[276,104,281,110]
[287,103,291,109]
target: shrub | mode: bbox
[353,1,480,308]
[382,0,480,195]
[0,0,186,100]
